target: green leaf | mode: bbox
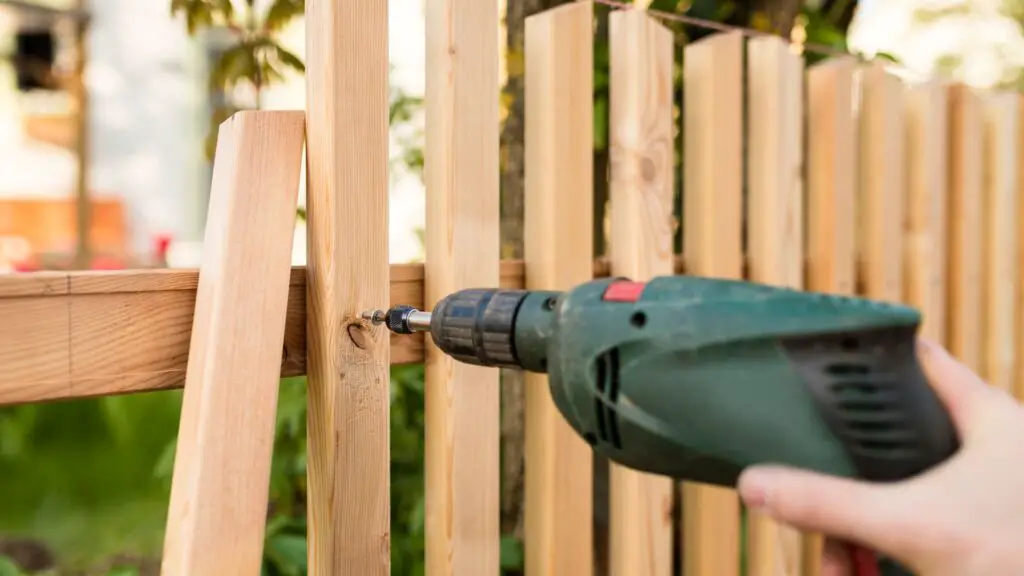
[273,43,305,74]
[0,556,20,576]
[210,43,261,92]
[265,533,307,576]
[593,97,608,150]
[264,0,304,33]
[874,51,900,64]
[500,535,524,570]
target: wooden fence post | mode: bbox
[607,7,675,575]
[304,0,392,573]
[804,55,858,576]
[744,34,805,576]
[945,85,983,369]
[680,29,744,576]
[979,92,1020,393]
[857,62,906,305]
[424,0,502,573]
[904,81,949,344]
[161,111,305,576]
[524,2,595,575]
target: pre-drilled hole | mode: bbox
[543,296,557,311]
[630,311,647,328]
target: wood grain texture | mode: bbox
[304,0,391,572]
[0,260,666,408]
[979,92,1020,392]
[904,82,949,343]
[161,110,305,576]
[680,29,744,576]
[523,3,595,575]
[607,9,675,576]
[424,0,502,573]
[803,55,858,576]
[1018,94,1024,401]
[856,62,905,303]
[945,85,983,369]
[744,34,804,576]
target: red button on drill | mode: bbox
[603,280,647,302]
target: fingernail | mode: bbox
[737,471,769,510]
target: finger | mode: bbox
[916,338,996,435]
[738,465,912,554]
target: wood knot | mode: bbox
[641,157,657,182]
[347,320,373,350]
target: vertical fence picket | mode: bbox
[607,7,676,576]
[904,81,950,344]
[744,34,805,576]
[945,85,984,369]
[856,62,906,304]
[804,56,858,576]
[680,29,744,576]
[979,93,1020,392]
[523,3,595,575]
[1018,94,1024,401]
[303,0,391,572]
[424,0,502,572]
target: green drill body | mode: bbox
[371,274,960,576]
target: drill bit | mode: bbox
[361,305,432,334]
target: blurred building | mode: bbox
[0,0,429,271]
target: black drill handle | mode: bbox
[783,327,958,576]
[781,325,960,482]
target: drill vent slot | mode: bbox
[827,367,914,458]
[593,349,623,449]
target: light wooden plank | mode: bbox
[523,3,595,575]
[744,34,804,576]
[161,110,305,575]
[681,29,744,576]
[857,62,905,303]
[945,85,984,369]
[1018,94,1024,402]
[424,0,502,572]
[904,81,949,343]
[304,0,391,571]
[607,9,675,576]
[0,259,686,408]
[803,55,857,576]
[979,92,1020,393]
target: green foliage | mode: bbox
[0,556,22,576]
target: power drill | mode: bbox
[364,275,960,575]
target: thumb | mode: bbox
[738,465,913,554]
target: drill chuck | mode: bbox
[366,288,551,369]
[369,305,432,334]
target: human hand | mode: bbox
[737,339,1024,576]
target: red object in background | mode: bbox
[12,257,39,272]
[153,233,172,266]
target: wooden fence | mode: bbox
[0,1,1022,575]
